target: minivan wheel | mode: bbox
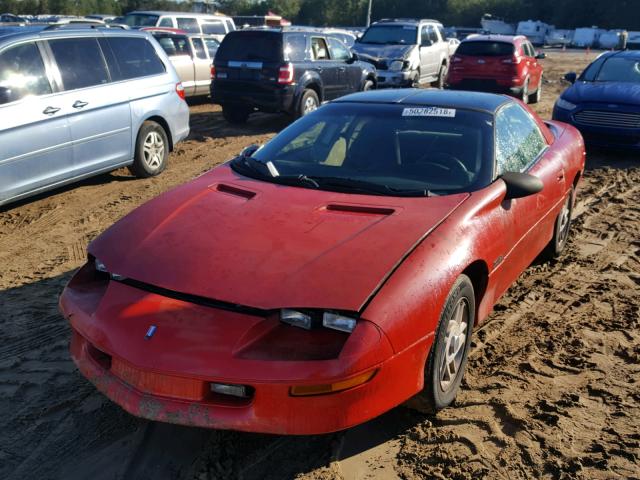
[222,106,250,124]
[129,121,169,178]
[404,275,475,414]
[297,89,319,118]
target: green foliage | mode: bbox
[1,0,639,30]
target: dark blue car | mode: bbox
[552,50,640,149]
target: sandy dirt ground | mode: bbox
[0,50,639,480]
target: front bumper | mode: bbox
[553,105,640,149]
[61,277,428,435]
[376,69,415,88]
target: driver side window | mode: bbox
[495,103,547,175]
[328,38,350,61]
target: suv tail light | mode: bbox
[278,63,294,85]
[210,65,216,79]
[175,82,186,100]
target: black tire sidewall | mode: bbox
[297,89,319,118]
[132,122,168,178]
[363,79,374,91]
[552,188,574,256]
[426,275,475,410]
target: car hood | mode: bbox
[89,165,468,312]
[563,81,640,106]
[353,42,415,61]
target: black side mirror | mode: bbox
[564,72,577,84]
[240,144,259,158]
[501,172,543,199]
[535,52,546,59]
[0,86,12,105]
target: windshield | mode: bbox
[232,103,494,196]
[456,41,514,57]
[593,56,640,83]
[360,25,417,45]
[122,14,159,27]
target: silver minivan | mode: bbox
[0,27,190,207]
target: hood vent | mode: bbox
[215,183,257,200]
[326,204,395,216]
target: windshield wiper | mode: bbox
[309,176,431,197]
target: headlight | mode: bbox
[555,97,577,110]
[280,309,357,333]
[388,60,404,71]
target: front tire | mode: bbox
[543,187,574,259]
[128,121,169,178]
[362,79,375,91]
[406,275,475,414]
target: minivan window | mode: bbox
[202,20,225,35]
[216,31,283,62]
[177,17,200,33]
[122,13,159,27]
[0,42,52,105]
[456,41,514,57]
[103,37,166,80]
[49,38,109,90]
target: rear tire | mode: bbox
[222,106,250,124]
[128,121,169,178]
[520,78,530,104]
[405,275,475,414]
[296,89,319,118]
[529,77,542,104]
[411,68,421,88]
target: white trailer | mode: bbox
[545,29,574,47]
[572,27,606,48]
[516,20,553,45]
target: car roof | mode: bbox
[373,18,443,26]
[0,26,152,46]
[334,89,512,114]
[462,34,525,43]
[603,49,640,60]
[127,11,230,17]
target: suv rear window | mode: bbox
[216,31,283,63]
[456,41,514,56]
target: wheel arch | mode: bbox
[143,115,174,152]
[461,260,489,325]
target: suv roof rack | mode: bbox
[376,18,441,24]
[43,23,129,31]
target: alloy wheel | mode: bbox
[142,131,165,170]
[439,297,469,392]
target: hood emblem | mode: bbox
[145,325,157,340]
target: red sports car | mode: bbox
[60,90,585,435]
[447,34,545,104]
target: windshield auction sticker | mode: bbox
[402,107,456,117]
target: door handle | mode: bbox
[43,106,60,115]
[72,100,88,109]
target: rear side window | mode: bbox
[153,35,190,57]
[456,41,514,57]
[177,17,200,33]
[102,37,165,80]
[284,33,307,61]
[191,38,206,59]
[216,32,283,63]
[311,37,329,60]
[203,38,219,58]
[49,38,109,90]
[495,103,547,174]
[202,20,225,35]
[158,18,173,27]
[0,42,52,104]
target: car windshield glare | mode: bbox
[594,57,640,83]
[238,103,494,196]
[360,25,417,44]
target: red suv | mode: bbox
[446,35,545,104]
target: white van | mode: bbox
[121,11,235,41]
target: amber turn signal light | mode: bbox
[289,370,377,397]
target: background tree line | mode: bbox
[2,0,640,31]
